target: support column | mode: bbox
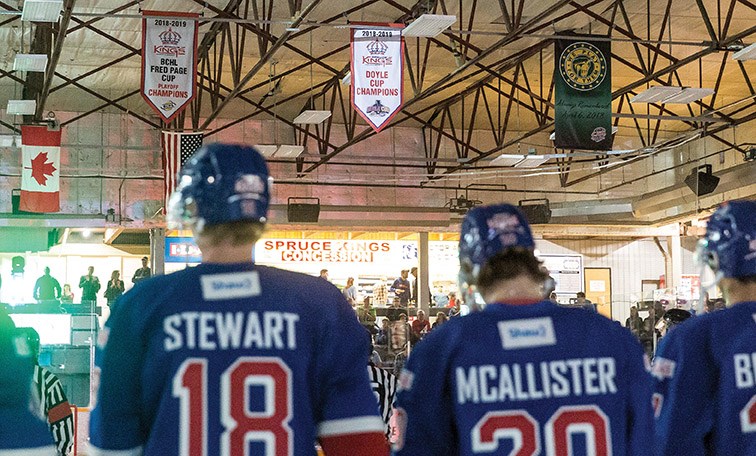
[418,232,430,314]
[150,228,165,276]
[666,226,682,291]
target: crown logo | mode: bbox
[159,27,181,46]
[367,39,388,55]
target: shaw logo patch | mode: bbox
[498,317,556,349]
[200,271,261,300]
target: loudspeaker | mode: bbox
[518,199,552,224]
[287,197,320,223]
[684,165,720,196]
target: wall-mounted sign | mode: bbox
[165,237,201,263]
[351,23,404,133]
[539,254,584,294]
[141,11,198,122]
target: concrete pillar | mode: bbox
[150,228,165,276]
[418,232,430,313]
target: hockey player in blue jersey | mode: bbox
[393,204,654,455]
[653,200,756,455]
[90,143,388,456]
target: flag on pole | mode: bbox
[20,125,61,213]
[162,130,204,208]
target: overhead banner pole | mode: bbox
[141,11,199,123]
[554,36,613,151]
[351,23,404,133]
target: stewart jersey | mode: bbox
[393,300,654,456]
[653,301,756,455]
[90,262,385,456]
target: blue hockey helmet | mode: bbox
[167,143,271,233]
[697,200,756,280]
[458,204,535,308]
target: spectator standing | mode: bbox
[16,327,74,456]
[653,200,756,455]
[103,270,125,308]
[0,311,55,453]
[446,291,458,309]
[33,267,61,301]
[131,257,151,284]
[319,268,330,281]
[393,204,654,456]
[390,270,411,307]
[60,284,74,303]
[625,306,644,339]
[576,291,597,312]
[79,266,100,304]
[90,143,388,456]
[342,277,358,306]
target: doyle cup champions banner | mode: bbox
[142,11,198,122]
[554,37,613,150]
[351,24,404,133]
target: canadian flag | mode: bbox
[20,125,61,213]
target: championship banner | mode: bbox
[20,125,61,213]
[351,24,404,133]
[554,36,613,150]
[141,11,198,123]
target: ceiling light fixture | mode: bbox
[402,14,457,38]
[293,110,332,124]
[13,53,48,72]
[6,100,37,115]
[490,154,527,167]
[733,42,756,60]
[630,86,714,104]
[254,145,279,157]
[21,0,63,22]
[254,144,305,158]
[513,155,551,168]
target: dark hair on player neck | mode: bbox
[476,248,550,296]
[199,221,265,246]
[734,275,756,285]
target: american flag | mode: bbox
[162,131,204,208]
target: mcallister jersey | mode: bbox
[653,300,756,455]
[393,300,654,456]
[90,262,385,456]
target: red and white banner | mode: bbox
[141,11,198,122]
[20,125,61,213]
[351,24,404,133]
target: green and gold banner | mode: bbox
[554,37,613,150]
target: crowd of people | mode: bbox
[0,142,752,455]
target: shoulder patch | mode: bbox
[651,357,676,380]
[397,369,415,392]
[498,317,556,349]
[200,271,261,300]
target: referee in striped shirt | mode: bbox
[368,348,397,440]
[17,327,75,456]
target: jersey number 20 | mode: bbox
[173,357,293,456]
[472,406,610,455]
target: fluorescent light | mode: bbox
[402,14,457,38]
[341,71,351,85]
[274,145,305,158]
[13,54,48,72]
[6,100,37,115]
[514,155,550,168]
[21,0,63,22]
[293,110,332,124]
[733,42,756,60]
[661,88,715,104]
[490,154,526,167]
[630,86,682,103]
[630,86,714,104]
[254,145,279,157]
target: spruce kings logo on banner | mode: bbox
[554,37,613,151]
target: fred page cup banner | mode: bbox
[142,11,198,122]
[351,24,404,133]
